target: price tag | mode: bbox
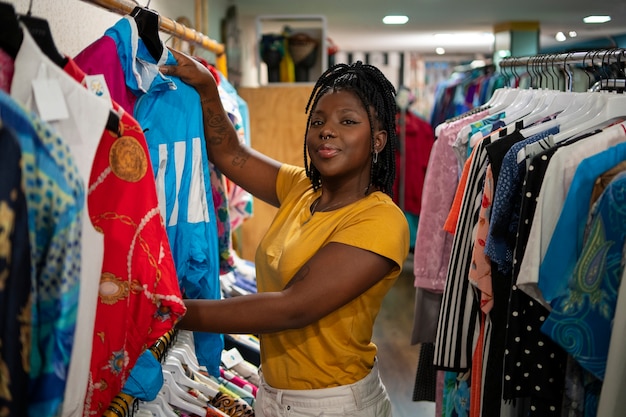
[32,78,69,122]
[221,347,244,369]
[84,74,113,107]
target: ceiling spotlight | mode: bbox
[583,15,611,24]
[569,31,577,37]
[383,15,409,25]
[435,47,446,55]
[555,32,566,42]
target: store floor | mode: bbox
[373,256,436,417]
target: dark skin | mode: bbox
[160,48,396,335]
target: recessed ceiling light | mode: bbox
[383,15,409,25]
[555,32,566,42]
[569,31,578,37]
[583,15,611,24]
[435,47,446,55]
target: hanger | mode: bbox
[518,54,598,128]
[135,409,155,417]
[518,91,593,138]
[140,393,179,417]
[589,50,626,92]
[550,92,626,143]
[163,355,218,399]
[169,345,203,374]
[0,2,23,58]
[496,57,554,124]
[18,0,67,67]
[160,371,207,416]
[130,4,163,61]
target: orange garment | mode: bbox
[443,148,475,234]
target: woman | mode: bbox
[160,49,409,416]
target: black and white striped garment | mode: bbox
[434,136,492,370]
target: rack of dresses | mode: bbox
[80,0,228,76]
[413,48,626,417]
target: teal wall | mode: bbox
[540,33,626,54]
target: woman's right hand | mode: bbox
[160,47,218,97]
[161,47,282,208]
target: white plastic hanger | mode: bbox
[163,356,218,399]
[172,336,202,368]
[501,88,549,125]
[140,394,179,417]
[517,89,571,128]
[168,346,203,374]
[173,334,202,366]
[191,367,225,393]
[519,91,598,138]
[487,87,525,115]
[176,331,197,354]
[551,92,626,143]
[160,371,207,415]
[135,408,156,417]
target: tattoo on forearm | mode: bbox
[284,265,310,289]
[202,99,249,168]
[232,148,248,168]
[203,108,228,146]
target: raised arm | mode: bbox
[160,48,282,207]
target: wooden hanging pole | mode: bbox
[80,0,227,76]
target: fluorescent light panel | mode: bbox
[583,15,611,23]
[383,15,409,25]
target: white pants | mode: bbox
[255,360,392,417]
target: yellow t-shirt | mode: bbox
[255,164,410,389]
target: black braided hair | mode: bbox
[302,61,398,197]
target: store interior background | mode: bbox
[5,0,626,260]
[4,1,626,416]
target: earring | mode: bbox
[373,151,379,164]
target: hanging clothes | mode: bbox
[8,22,113,415]
[0,123,31,417]
[74,15,224,377]
[0,87,84,417]
[428,51,626,417]
[393,109,435,216]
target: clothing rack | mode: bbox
[103,329,178,417]
[80,0,227,76]
[499,48,626,67]
[499,48,626,91]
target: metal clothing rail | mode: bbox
[80,0,227,76]
[499,48,626,67]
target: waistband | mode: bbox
[259,359,384,409]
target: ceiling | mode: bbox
[233,0,626,57]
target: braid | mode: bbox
[303,61,398,197]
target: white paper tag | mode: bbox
[32,78,69,122]
[84,74,112,107]
[221,347,244,369]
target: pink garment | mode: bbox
[468,164,494,314]
[0,49,14,92]
[220,368,258,397]
[73,35,137,114]
[413,111,489,291]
